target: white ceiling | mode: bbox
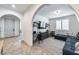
[0,4,32,14]
[0,4,78,18]
[35,4,75,19]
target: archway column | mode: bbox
[23,4,42,47]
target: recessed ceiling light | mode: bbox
[11,4,16,8]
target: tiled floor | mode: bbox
[1,36,65,55]
[2,36,22,55]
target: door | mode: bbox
[0,19,2,37]
[15,18,20,36]
[4,16,15,37]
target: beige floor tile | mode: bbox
[0,36,65,55]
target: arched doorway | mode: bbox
[0,14,20,38]
[32,4,78,44]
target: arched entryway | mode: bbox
[31,4,79,54]
[32,4,79,44]
[0,14,20,38]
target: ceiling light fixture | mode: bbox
[11,4,16,8]
[54,10,62,15]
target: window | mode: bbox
[62,19,69,30]
[56,19,69,30]
[56,20,61,30]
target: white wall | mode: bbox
[49,14,79,36]
[23,5,42,47]
[0,9,22,20]
[33,14,48,23]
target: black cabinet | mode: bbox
[50,31,55,37]
[37,31,49,41]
